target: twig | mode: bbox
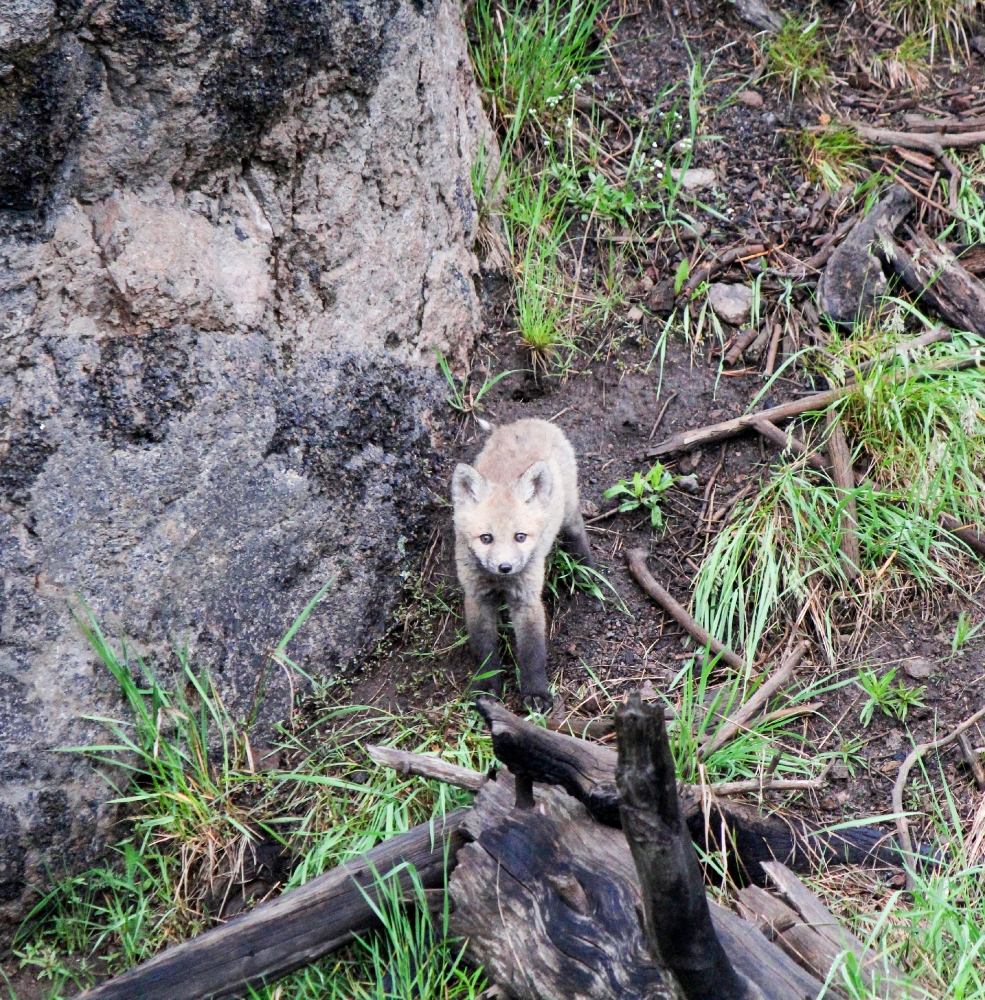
[624,548,745,671]
[711,481,756,523]
[724,327,760,366]
[849,123,985,154]
[700,642,808,759]
[366,745,489,791]
[957,732,985,791]
[648,343,982,458]
[681,243,767,297]
[750,417,827,472]
[763,322,782,375]
[568,199,599,337]
[939,512,985,558]
[585,507,622,525]
[825,412,861,582]
[892,705,985,889]
[647,391,678,441]
[711,776,824,795]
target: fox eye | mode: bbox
[514,533,527,543]
[480,534,493,544]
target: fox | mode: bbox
[451,418,594,710]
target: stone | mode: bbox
[669,167,718,190]
[902,656,934,680]
[626,306,644,322]
[0,0,490,933]
[737,89,763,109]
[707,283,754,326]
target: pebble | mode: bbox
[902,655,934,680]
[670,167,717,190]
[708,282,753,326]
[626,305,644,322]
[676,473,700,493]
[738,89,763,109]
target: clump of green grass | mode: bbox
[884,0,981,61]
[693,329,985,659]
[868,33,931,91]
[16,601,492,996]
[546,547,629,614]
[435,348,516,418]
[764,15,833,99]
[469,0,610,148]
[796,126,871,193]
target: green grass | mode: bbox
[15,602,492,998]
[434,348,517,417]
[855,666,926,726]
[796,126,871,193]
[545,547,629,614]
[867,33,931,91]
[764,15,833,99]
[693,328,984,661]
[884,0,982,61]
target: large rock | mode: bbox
[0,0,490,930]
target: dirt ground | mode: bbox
[351,0,985,856]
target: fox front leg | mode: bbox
[464,592,504,696]
[508,588,551,713]
[559,512,595,570]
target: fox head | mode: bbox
[452,461,553,577]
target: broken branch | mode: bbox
[365,745,489,791]
[825,412,861,582]
[625,548,745,671]
[749,417,827,472]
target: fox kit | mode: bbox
[451,419,593,710]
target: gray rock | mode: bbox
[902,656,934,680]
[708,283,754,326]
[670,167,718,190]
[0,0,489,933]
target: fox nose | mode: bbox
[498,563,512,575]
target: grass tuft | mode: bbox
[796,126,871,193]
[764,15,833,99]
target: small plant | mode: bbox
[546,548,629,614]
[435,348,516,416]
[868,33,931,91]
[885,0,980,61]
[856,666,926,726]
[604,463,676,528]
[952,611,984,651]
[765,15,833,98]
[795,126,870,193]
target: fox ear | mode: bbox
[452,464,488,506]
[517,460,553,506]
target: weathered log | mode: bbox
[817,184,914,325]
[939,512,985,558]
[616,693,756,999]
[448,769,824,1000]
[756,862,912,999]
[475,697,917,880]
[366,745,489,791]
[76,810,469,1000]
[880,230,985,334]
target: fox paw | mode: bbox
[521,690,554,715]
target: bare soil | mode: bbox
[349,0,985,853]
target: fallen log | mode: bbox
[817,184,914,325]
[737,862,912,999]
[879,230,985,334]
[616,693,757,999]
[448,765,824,1000]
[939,512,985,558]
[76,810,469,1000]
[475,697,918,881]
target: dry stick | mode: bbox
[763,322,782,375]
[648,391,678,441]
[850,123,985,154]
[750,417,827,473]
[712,776,824,796]
[624,548,745,671]
[681,243,768,296]
[825,413,861,582]
[724,327,760,366]
[701,642,809,760]
[957,732,985,791]
[365,745,488,792]
[648,343,980,458]
[712,482,757,523]
[892,705,985,889]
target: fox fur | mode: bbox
[451,418,593,709]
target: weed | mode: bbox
[545,547,629,614]
[765,16,833,99]
[951,611,984,651]
[435,348,517,417]
[795,126,870,193]
[603,463,676,528]
[856,667,926,726]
